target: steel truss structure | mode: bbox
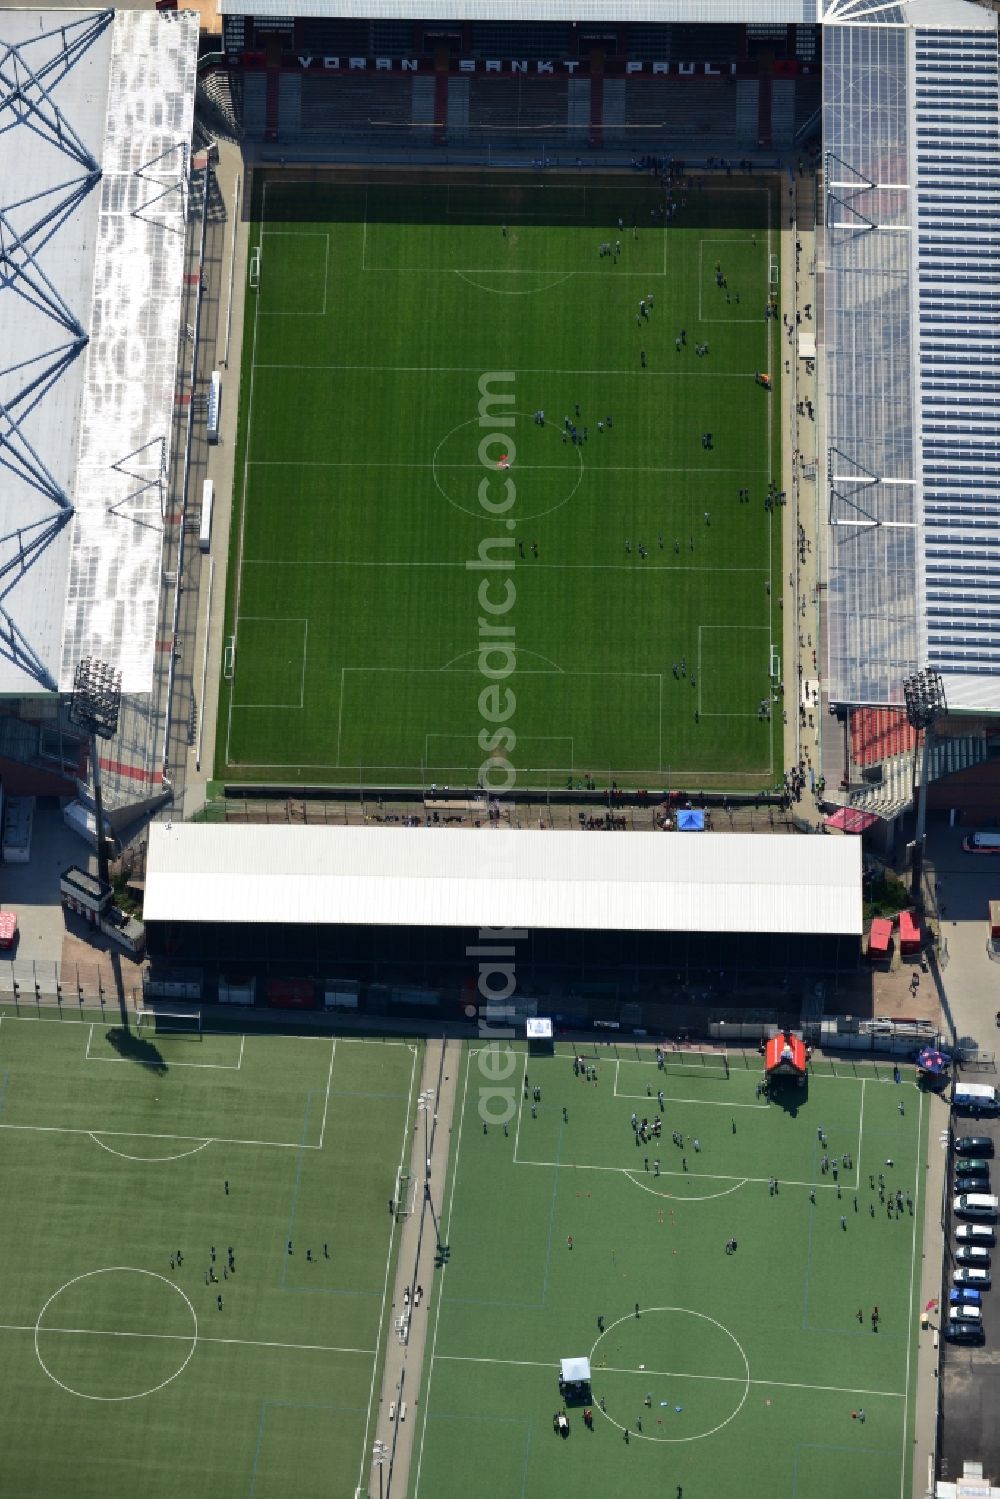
[0,8,198,697]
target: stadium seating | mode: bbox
[850,708,918,769]
[466,76,569,134]
[300,74,415,133]
[622,77,744,146]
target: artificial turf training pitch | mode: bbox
[413,1042,926,1499]
[0,1014,416,1499]
[220,170,782,789]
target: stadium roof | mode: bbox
[223,0,821,22]
[0,9,198,696]
[144,824,863,935]
[823,0,1000,712]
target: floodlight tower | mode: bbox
[902,668,946,903]
[68,658,122,890]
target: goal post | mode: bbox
[249,244,261,291]
[135,1009,203,1040]
[656,1048,730,1079]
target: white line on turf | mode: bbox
[433,1352,905,1400]
[242,561,768,574]
[246,458,769,474]
[512,1157,856,1190]
[10,1321,375,1356]
[317,1038,336,1152]
[225,184,265,772]
[258,231,330,316]
[0,1122,317,1150]
[901,1087,924,1499]
[254,362,765,379]
[88,1133,213,1163]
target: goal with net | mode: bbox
[249,244,261,292]
[135,1009,203,1039]
[656,1048,729,1079]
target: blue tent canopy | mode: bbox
[677,809,706,831]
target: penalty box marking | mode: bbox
[84,1025,246,1072]
[233,617,308,711]
[3,1036,337,1153]
[697,624,771,722]
[338,666,662,771]
[697,212,772,324]
[258,230,330,316]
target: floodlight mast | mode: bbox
[68,658,122,889]
[902,668,946,903]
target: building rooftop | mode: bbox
[144,823,863,935]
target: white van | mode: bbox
[954,1193,1000,1220]
[948,1304,983,1324]
[963,832,1000,854]
[954,1083,1000,1115]
[957,1224,997,1245]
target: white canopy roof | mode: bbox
[144,824,862,935]
[560,1357,592,1383]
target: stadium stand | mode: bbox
[850,708,918,770]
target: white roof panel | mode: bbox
[144,824,863,936]
[223,0,817,20]
[0,9,197,697]
[60,9,199,692]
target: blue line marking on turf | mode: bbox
[278,1092,380,1299]
[247,1400,365,1499]
[539,1117,564,1309]
[279,1092,313,1290]
[790,1441,897,1499]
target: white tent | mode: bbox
[560,1357,591,1385]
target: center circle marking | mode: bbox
[590,1306,750,1442]
[431,412,584,522]
[34,1267,199,1402]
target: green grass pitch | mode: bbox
[220,170,782,789]
[412,1042,927,1499]
[0,1013,417,1499]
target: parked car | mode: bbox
[948,1304,983,1325]
[954,1194,999,1220]
[956,1137,995,1157]
[946,1320,985,1343]
[956,1170,991,1193]
[957,1158,992,1177]
[954,1267,991,1288]
[950,1287,983,1307]
[957,1225,996,1246]
[956,1245,992,1266]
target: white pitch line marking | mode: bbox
[434,1353,904,1400]
[9,1321,374,1357]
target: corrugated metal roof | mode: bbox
[144,824,862,934]
[222,0,817,20]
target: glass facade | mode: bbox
[823,0,1000,710]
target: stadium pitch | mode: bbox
[413,1042,926,1499]
[0,1012,416,1499]
[220,169,782,789]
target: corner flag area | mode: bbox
[413,1042,926,1499]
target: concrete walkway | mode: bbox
[367,1037,461,1499]
[780,167,823,819]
